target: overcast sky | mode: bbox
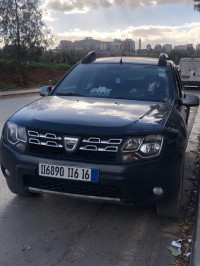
[41,0,200,49]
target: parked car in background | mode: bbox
[180,57,200,87]
[0,52,199,218]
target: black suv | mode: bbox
[0,52,199,218]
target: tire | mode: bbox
[6,178,36,197]
[156,161,184,218]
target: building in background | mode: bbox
[57,38,197,55]
[113,39,121,43]
[58,40,73,50]
[139,38,141,50]
[174,45,187,51]
[196,44,200,50]
[154,44,162,51]
[110,39,122,52]
[121,39,135,53]
[95,41,111,51]
[146,44,152,50]
[163,44,172,53]
[74,40,83,50]
[186,44,193,49]
[83,37,97,50]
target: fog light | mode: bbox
[16,142,26,152]
[5,169,11,176]
[153,187,163,196]
[122,153,139,163]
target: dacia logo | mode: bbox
[64,136,80,153]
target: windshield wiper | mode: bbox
[56,92,86,97]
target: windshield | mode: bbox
[53,63,171,102]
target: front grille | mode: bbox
[27,128,124,163]
[80,137,122,152]
[23,175,122,199]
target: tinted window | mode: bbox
[53,63,171,102]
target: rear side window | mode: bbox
[54,63,171,102]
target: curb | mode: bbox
[191,183,200,266]
[189,104,200,266]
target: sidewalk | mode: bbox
[0,87,40,97]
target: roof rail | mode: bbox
[81,51,96,64]
[81,51,114,64]
[158,53,169,67]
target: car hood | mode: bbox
[10,96,172,135]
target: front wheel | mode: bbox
[156,162,184,218]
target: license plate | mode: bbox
[39,163,99,183]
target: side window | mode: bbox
[173,69,182,99]
[176,70,184,98]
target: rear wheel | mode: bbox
[156,161,184,218]
[6,178,36,196]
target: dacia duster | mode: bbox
[0,52,199,218]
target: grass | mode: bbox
[0,59,17,73]
[0,58,72,70]
[27,62,72,70]
[0,83,18,90]
[0,58,14,65]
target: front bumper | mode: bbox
[0,140,182,205]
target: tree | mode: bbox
[0,0,53,85]
[194,0,200,11]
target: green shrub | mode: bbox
[0,83,17,89]
[27,62,72,70]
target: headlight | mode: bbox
[6,122,27,152]
[122,134,163,163]
[139,142,161,157]
[123,137,143,152]
[139,134,162,158]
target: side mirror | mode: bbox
[182,93,199,107]
[39,86,52,97]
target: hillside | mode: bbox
[0,60,71,89]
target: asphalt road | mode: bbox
[0,90,199,266]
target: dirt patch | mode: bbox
[0,69,20,85]
[0,68,68,86]
[26,68,67,85]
